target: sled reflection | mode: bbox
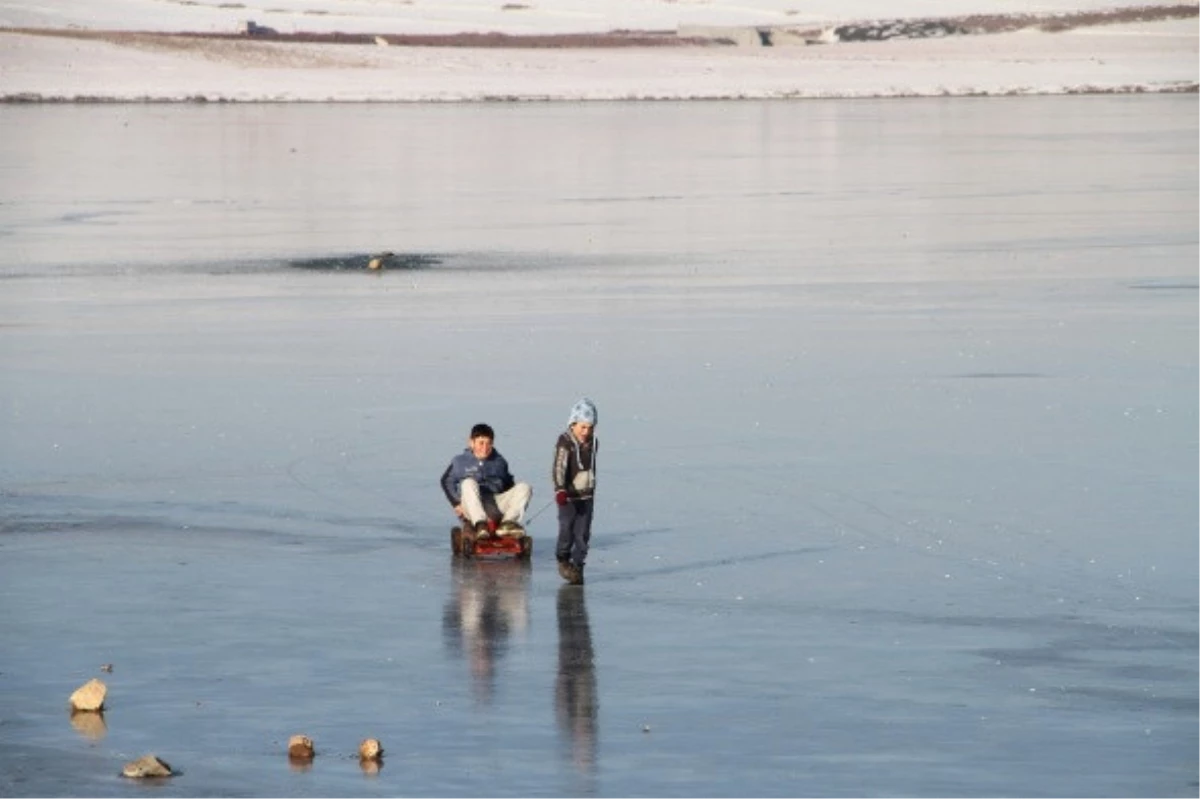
[556,586,598,780]
[443,558,530,704]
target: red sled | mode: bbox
[451,518,532,560]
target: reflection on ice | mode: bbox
[556,586,598,781]
[68,710,107,741]
[442,559,530,705]
[287,756,314,774]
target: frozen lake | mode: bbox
[0,96,1196,797]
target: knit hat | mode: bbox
[568,397,598,426]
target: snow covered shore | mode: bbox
[0,0,1196,101]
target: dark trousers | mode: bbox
[556,498,594,568]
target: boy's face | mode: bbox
[570,422,593,443]
[469,435,494,459]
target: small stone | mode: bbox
[69,678,107,712]
[367,251,393,270]
[287,734,315,760]
[100,663,113,673]
[122,754,172,779]
[358,738,383,762]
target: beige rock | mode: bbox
[358,738,383,762]
[122,754,172,779]
[287,734,315,760]
[367,252,393,270]
[69,678,107,712]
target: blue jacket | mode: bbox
[440,448,516,506]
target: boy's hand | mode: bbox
[555,490,568,506]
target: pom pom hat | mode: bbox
[568,398,598,426]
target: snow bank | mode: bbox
[1,0,1194,35]
[0,0,1196,100]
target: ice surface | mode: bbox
[0,96,1196,797]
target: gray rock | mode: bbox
[122,754,173,779]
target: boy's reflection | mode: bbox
[443,558,530,704]
[556,586,597,777]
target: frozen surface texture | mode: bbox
[0,96,1196,797]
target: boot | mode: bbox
[558,561,573,582]
[569,563,585,585]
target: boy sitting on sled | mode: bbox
[441,423,532,538]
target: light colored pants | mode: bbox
[460,478,531,531]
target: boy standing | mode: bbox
[441,423,532,537]
[553,398,598,585]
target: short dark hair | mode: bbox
[470,423,494,440]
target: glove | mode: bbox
[555,490,568,506]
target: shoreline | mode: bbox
[5,85,1196,104]
[0,4,1196,103]
[4,2,1195,42]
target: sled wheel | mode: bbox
[451,527,463,556]
[518,535,532,560]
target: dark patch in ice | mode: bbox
[973,644,1195,675]
[59,210,126,225]
[1101,663,1197,683]
[952,372,1047,380]
[1054,685,1197,713]
[0,250,642,279]
[597,526,674,545]
[840,606,1198,655]
[287,252,441,271]
[1128,280,1199,291]
[0,515,149,536]
[0,502,447,557]
[282,250,622,274]
[977,646,1081,668]
[601,545,833,582]
[0,512,315,546]
[0,742,115,796]
[566,189,818,203]
[971,624,1198,701]
[563,194,687,203]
